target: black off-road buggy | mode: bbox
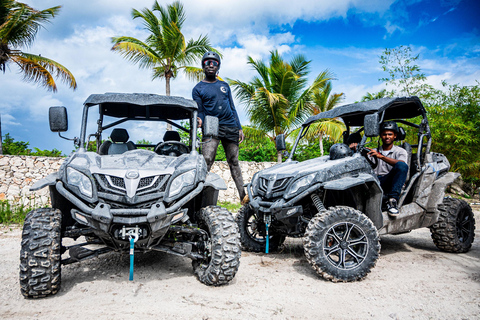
[20,93,241,298]
[237,96,475,281]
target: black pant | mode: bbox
[202,137,246,201]
[378,162,409,200]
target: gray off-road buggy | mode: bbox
[20,93,241,298]
[237,96,475,282]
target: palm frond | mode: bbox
[17,52,77,90]
[111,37,159,69]
[183,66,204,82]
[0,2,60,48]
[304,118,345,142]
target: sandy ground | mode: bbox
[1,203,479,320]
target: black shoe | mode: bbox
[387,198,399,217]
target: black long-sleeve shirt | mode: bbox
[192,80,241,129]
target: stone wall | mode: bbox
[0,155,276,207]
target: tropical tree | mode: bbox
[111,0,216,96]
[304,81,345,156]
[229,50,334,162]
[0,0,77,155]
[0,0,77,91]
[360,89,394,102]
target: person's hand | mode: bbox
[349,142,358,151]
[197,117,202,127]
[239,129,244,144]
[367,147,383,159]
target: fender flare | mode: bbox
[323,173,384,229]
[204,172,227,191]
[30,172,59,191]
[426,172,460,211]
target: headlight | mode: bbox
[286,173,316,198]
[168,170,196,198]
[67,167,93,197]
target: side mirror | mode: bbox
[49,106,68,132]
[203,115,219,138]
[364,113,379,137]
[275,134,286,151]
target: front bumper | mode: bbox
[56,181,203,246]
[246,181,322,216]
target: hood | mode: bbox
[63,149,205,201]
[67,149,192,175]
[258,154,370,181]
[252,154,373,199]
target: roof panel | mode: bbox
[84,93,198,120]
[303,96,426,127]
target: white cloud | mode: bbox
[3,0,478,154]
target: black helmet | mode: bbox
[329,143,353,160]
[380,121,398,133]
[201,51,221,69]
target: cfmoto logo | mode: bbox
[125,170,139,179]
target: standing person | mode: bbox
[192,51,246,202]
[367,121,409,217]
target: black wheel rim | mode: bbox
[323,222,369,270]
[246,212,266,243]
[456,208,473,243]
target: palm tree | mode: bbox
[360,89,393,102]
[229,50,334,162]
[111,0,215,96]
[0,0,77,91]
[1,0,77,155]
[304,81,345,156]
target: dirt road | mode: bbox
[1,205,479,320]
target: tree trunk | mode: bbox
[277,150,282,163]
[319,133,324,156]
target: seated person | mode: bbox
[367,121,408,217]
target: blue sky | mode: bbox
[1,0,479,154]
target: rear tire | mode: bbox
[192,206,241,286]
[303,206,380,282]
[430,198,475,253]
[19,208,62,298]
[235,204,285,252]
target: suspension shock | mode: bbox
[311,193,326,213]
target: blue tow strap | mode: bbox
[265,222,269,254]
[129,237,134,281]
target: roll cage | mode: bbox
[287,96,431,164]
[77,93,199,152]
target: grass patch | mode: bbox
[0,200,29,225]
[217,201,242,213]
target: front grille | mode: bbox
[138,176,155,188]
[272,178,289,192]
[110,176,126,189]
[258,177,290,197]
[109,200,157,210]
[259,178,269,192]
[94,173,170,197]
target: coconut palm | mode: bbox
[111,1,216,96]
[229,50,334,162]
[0,0,77,91]
[304,81,345,156]
[360,89,394,102]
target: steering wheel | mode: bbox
[155,141,189,156]
[360,147,378,169]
